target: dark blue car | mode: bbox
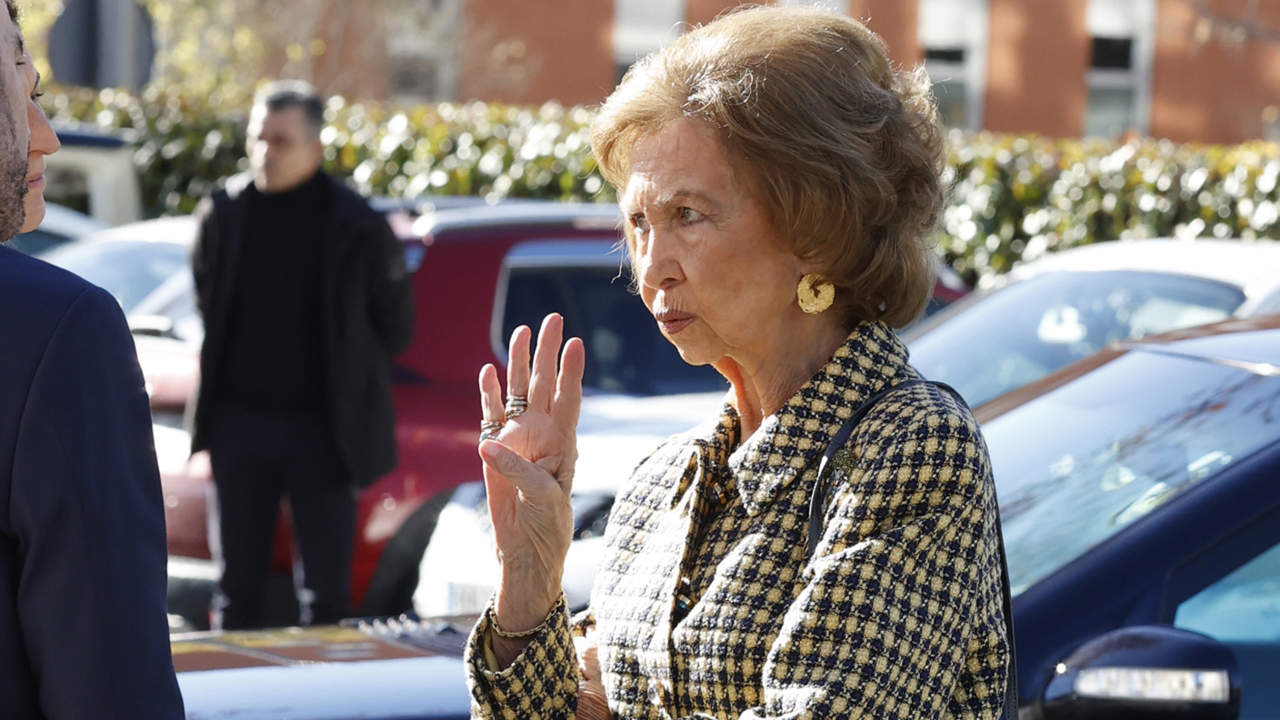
[980,314,1280,719]
[172,315,1280,719]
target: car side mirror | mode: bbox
[1041,625,1240,720]
[129,313,177,339]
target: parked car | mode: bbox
[172,619,472,720]
[6,202,105,256]
[40,216,194,317]
[172,313,1280,719]
[905,238,1280,409]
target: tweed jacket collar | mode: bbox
[677,321,914,516]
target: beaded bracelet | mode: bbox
[489,593,566,640]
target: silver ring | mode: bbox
[479,420,503,444]
[504,395,528,420]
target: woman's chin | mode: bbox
[671,342,717,369]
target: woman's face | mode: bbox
[621,118,807,369]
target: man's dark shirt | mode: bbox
[217,171,327,413]
[192,171,415,485]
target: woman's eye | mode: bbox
[677,207,703,224]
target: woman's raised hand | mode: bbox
[478,314,585,639]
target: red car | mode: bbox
[66,201,970,627]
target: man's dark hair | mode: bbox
[255,80,325,138]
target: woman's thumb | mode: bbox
[479,440,538,492]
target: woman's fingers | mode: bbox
[479,363,504,429]
[506,325,532,404]
[552,337,585,430]
[528,314,563,414]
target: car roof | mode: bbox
[66,199,623,252]
[51,123,138,148]
[38,202,107,237]
[977,313,1280,422]
[413,201,620,238]
[1011,238,1280,301]
[80,215,197,247]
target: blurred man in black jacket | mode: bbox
[191,81,414,629]
[0,2,184,717]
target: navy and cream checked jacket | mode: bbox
[465,322,1010,718]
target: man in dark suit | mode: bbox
[0,2,184,717]
[190,81,414,629]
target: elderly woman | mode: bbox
[465,5,1011,719]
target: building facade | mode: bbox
[441,0,1280,144]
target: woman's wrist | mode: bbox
[493,580,562,633]
[486,591,565,670]
[491,592,565,638]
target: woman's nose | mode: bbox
[637,228,680,291]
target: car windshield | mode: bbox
[42,240,189,314]
[907,271,1245,407]
[984,349,1280,596]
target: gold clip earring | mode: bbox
[797,274,835,314]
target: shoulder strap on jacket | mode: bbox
[803,379,1019,719]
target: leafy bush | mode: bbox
[939,131,1280,286]
[42,86,606,218]
[42,86,1279,284]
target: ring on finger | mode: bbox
[504,395,529,420]
[479,419,503,444]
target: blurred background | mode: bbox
[15,4,1280,716]
[13,0,1280,286]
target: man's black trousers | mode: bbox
[206,406,356,630]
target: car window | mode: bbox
[1174,540,1280,719]
[132,276,203,345]
[1175,541,1280,642]
[41,240,189,314]
[1253,288,1280,316]
[907,271,1245,407]
[500,265,726,396]
[983,350,1280,596]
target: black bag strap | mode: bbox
[803,379,1019,719]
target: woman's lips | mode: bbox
[656,311,694,335]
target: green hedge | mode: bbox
[941,131,1280,285]
[42,86,1279,285]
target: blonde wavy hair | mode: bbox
[591,4,945,328]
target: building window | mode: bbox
[1085,0,1154,138]
[386,0,461,101]
[919,0,988,130]
[612,0,682,70]
[924,47,968,128]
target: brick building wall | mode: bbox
[982,0,1089,137]
[295,0,1278,144]
[456,0,615,106]
[1150,0,1280,143]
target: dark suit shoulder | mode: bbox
[0,245,105,347]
